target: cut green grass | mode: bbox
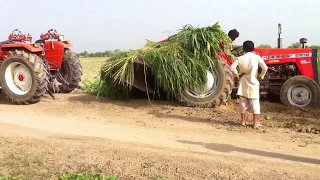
[97,23,232,99]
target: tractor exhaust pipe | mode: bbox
[300,38,308,48]
[277,23,282,48]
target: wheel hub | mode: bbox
[184,70,218,98]
[287,85,312,107]
[5,62,33,95]
[18,74,24,82]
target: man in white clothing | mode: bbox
[230,40,268,129]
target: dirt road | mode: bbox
[0,92,320,179]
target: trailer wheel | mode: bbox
[178,57,233,108]
[0,50,48,104]
[280,75,320,107]
[55,49,82,93]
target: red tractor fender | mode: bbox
[1,43,43,53]
[61,40,73,48]
[0,44,43,58]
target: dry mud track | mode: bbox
[0,93,320,179]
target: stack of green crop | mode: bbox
[98,22,231,99]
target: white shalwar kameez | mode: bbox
[230,52,268,114]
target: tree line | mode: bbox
[77,49,121,58]
[78,42,320,58]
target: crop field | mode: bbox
[78,57,106,84]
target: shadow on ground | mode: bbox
[178,140,320,165]
[0,93,13,105]
[67,93,181,108]
[149,111,240,126]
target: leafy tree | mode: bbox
[309,45,320,50]
[114,49,121,54]
[83,51,88,57]
[257,44,272,48]
[288,42,302,48]
[104,50,114,57]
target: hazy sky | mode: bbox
[1,0,319,53]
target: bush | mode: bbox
[59,173,117,180]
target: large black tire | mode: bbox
[0,50,48,104]
[178,57,233,108]
[56,49,82,93]
[280,75,320,107]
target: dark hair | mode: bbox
[228,29,239,40]
[243,40,254,52]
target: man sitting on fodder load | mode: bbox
[228,29,240,42]
[230,40,268,129]
[220,29,240,62]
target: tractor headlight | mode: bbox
[59,34,64,41]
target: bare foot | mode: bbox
[253,123,263,129]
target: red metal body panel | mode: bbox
[43,41,65,68]
[0,44,43,61]
[254,48,315,80]
[1,44,43,53]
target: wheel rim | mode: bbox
[4,62,33,95]
[183,69,219,98]
[287,85,312,107]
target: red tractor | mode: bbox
[35,29,82,93]
[229,24,320,108]
[0,29,82,104]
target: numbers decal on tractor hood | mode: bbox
[262,53,312,60]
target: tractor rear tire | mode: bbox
[56,49,82,93]
[280,75,320,107]
[178,57,233,108]
[0,50,48,104]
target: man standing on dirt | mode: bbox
[230,40,268,129]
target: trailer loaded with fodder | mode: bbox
[97,23,234,108]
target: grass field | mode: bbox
[79,57,107,82]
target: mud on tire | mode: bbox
[280,75,320,107]
[56,49,82,93]
[0,50,48,104]
[178,57,233,108]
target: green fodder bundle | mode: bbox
[98,22,231,99]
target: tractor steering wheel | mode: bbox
[40,29,59,40]
[12,29,22,35]
[47,29,58,39]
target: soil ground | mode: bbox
[0,91,320,180]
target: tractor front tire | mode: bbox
[280,75,320,107]
[57,49,82,93]
[178,57,233,108]
[0,50,48,104]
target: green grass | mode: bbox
[79,57,107,82]
[80,57,131,99]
